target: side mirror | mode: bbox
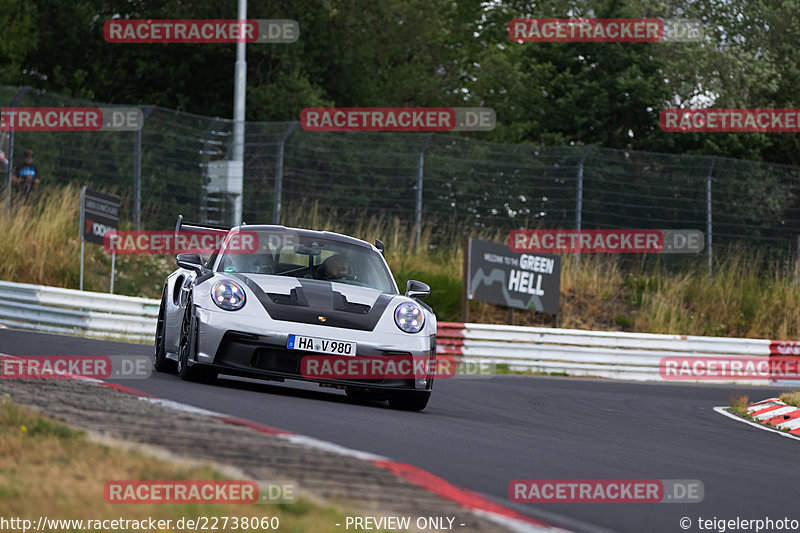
[405,279,430,300]
[375,239,385,257]
[176,253,204,274]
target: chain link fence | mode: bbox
[3,85,800,271]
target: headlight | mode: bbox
[394,302,425,333]
[212,280,246,311]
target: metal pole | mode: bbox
[6,130,13,212]
[79,186,86,291]
[415,133,433,246]
[133,106,154,229]
[110,250,115,294]
[273,122,297,224]
[231,0,247,226]
[461,236,471,322]
[80,240,85,291]
[134,128,141,230]
[706,156,716,278]
[795,235,800,285]
[574,145,592,268]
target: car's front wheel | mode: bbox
[176,294,217,383]
[153,287,177,373]
[388,391,430,411]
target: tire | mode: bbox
[388,391,431,411]
[176,294,217,383]
[153,287,177,373]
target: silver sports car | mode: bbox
[153,218,436,411]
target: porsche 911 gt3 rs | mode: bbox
[153,218,436,411]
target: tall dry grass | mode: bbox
[0,186,83,287]
[0,185,172,296]
[630,251,800,338]
[4,188,800,339]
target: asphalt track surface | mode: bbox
[2,328,798,533]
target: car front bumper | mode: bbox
[193,305,436,392]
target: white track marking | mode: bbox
[282,434,388,461]
[745,399,782,412]
[752,406,798,420]
[472,509,570,533]
[142,397,223,417]
[777,417,800,431]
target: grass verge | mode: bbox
[0,397,376,531]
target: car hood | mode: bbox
[226,273,397,331]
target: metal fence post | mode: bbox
[575,145,592,268]
[133,128,141,230]
[706,156,716,279]
[133,106,154,230]
[273,122,297,225]
[5,130,13,212]
[415,133,433,246]
[795,235,800,285]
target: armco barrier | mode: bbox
[0,280,159,342]
[436,322,797,384]
[0,280,796,384]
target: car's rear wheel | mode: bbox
[153,287,177,373]
[388,391,430,411]
[177,294,217,383]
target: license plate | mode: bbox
[287,334,356,355]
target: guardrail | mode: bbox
[437,322,799,384]
[0,280,797,384]
[0,280,159,342]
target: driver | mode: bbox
[319,254,353,280]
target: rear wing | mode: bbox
[175,215,230,234]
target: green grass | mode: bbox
[780,392,800,408]
[5,185,800,340]
[0,397,389,531]
[729,394,752,418]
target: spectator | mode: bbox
[12,149,39,200]
[0,133,7,174]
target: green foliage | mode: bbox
[0,400,82,440]
[2,0,800,165]
[393,268,462,322]
[614,314,633,328]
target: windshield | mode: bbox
[214,230,396,293]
